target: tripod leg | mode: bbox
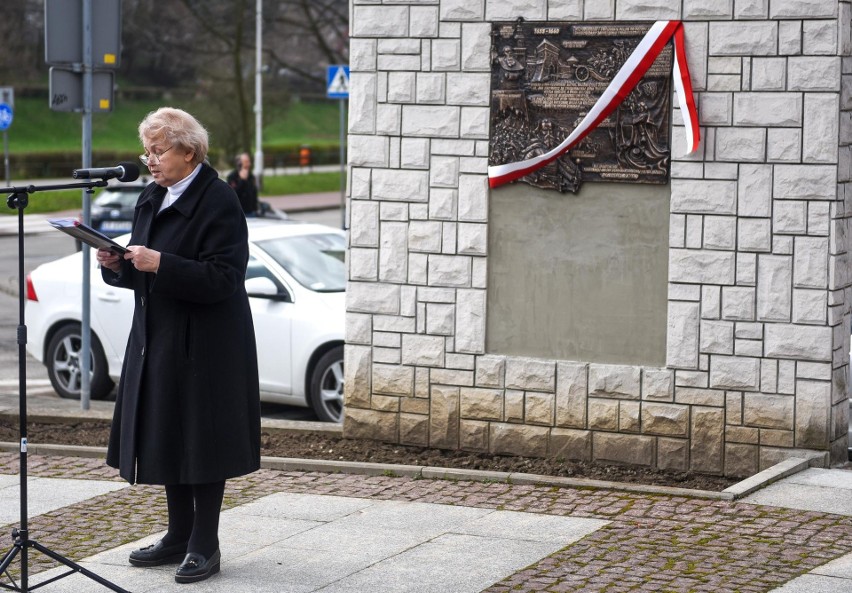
[0,542,21,580]
[0,543,21,591]
[28,541,130,593]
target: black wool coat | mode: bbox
[103,163,261,485]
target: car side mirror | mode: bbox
[245,276,291,302]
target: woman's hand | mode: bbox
[124,245,161,273]
[96,248,122,273]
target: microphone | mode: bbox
[72,161,140,182]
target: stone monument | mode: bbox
[345,0,851,477]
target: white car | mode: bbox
[25,220,346,422]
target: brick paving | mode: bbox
[1,452,852,592]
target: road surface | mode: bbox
[0,207,341,418]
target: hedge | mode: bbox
[10,144,343,180]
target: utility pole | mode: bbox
[254,0,263,186]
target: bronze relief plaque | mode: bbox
[489,21,673,193]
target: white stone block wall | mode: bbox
[345,0,852,476]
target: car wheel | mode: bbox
[309,346,344,423]
[46,324,114,400]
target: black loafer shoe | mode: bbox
[129,539,188,567]
[175,549,221,584]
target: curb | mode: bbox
[0,410,115,422]
[720,454,826,498]
[0,412,342,437]
[0,440,810,501]
[261,417,343,436]
[0,442,109,459]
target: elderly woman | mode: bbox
[96,107,260,584]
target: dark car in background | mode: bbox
[89,182,147,238]
[85,181,287,243]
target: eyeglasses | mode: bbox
[139,145,174,167]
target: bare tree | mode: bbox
[265,0,349,86]
[1,0,349,159]
[166,0,252,155]
[121,0,200,87]
[0,0,46,83]
[163,0,349,157]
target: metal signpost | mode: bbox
[327,65,349,229]
[45,0,121,409]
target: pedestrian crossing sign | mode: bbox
[327,65,350,99]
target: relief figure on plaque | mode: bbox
[569,113,601,158]
[493,46,529,120]
[490,111,531,165]
[587,49,615,79]
[586,40,630,80]
[610,81,670,172]
[497,46,525,89]
[522,118,582,193]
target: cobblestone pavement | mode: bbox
[1,452,852,592]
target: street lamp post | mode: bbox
[254,0,263,186]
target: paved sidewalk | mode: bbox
[21,482,607,593]
[3,392,852,591]
[263,191,343,213]
[1,451,852,592]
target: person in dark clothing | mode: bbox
[227,152,259,216]
[96,107,260,585]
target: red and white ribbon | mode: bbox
[487,20,700,189]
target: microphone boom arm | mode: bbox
[3,180,108,210]
[2,179,109,195]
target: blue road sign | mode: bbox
[327,65,350,99]
[0,104,12,131]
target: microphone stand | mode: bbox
[0,180,129,592]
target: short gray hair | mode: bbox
[138,107,209,166]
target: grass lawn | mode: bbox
[263,101,342,148]
[1,190,93,214]
[7,97,164,153]
[260,171,341,195]
[7,97,342,153]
